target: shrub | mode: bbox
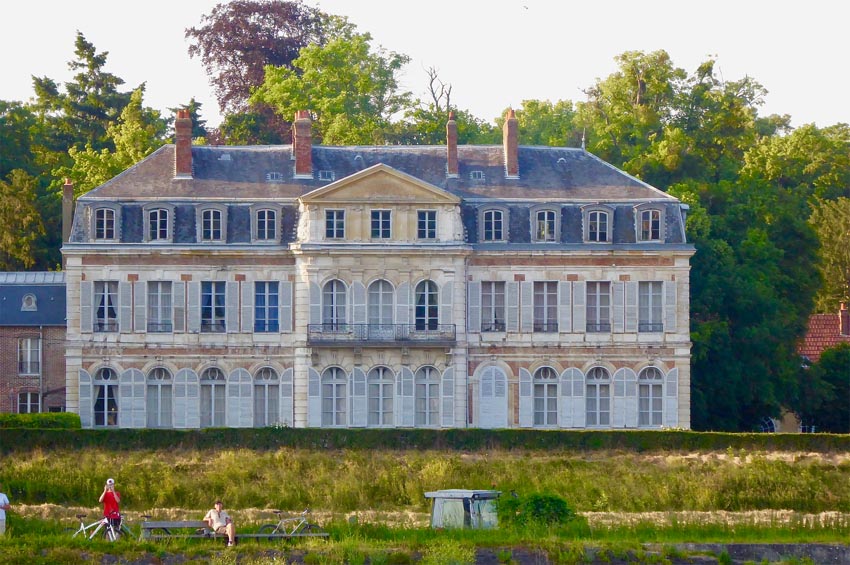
[0,412,80,429]
[498,493,576,527]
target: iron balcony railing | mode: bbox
[307,323,456,345]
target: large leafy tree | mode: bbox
[809,197,850,311]
[0,170,45,270]
[0,101,39,179]
[795,344,850,433]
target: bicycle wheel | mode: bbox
[258,524,279,535]
[301,524,326,535]
[103,526,119,542]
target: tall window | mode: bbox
[254,367,280,427]
[415,366,440,427]
[18,337,40,374]
[371,210,391,239]
[535,210,557,242]
[94,368,119,427]
[533,367,558,426]
[147,281,173,332]
[201,281,226,332]
[200,367,226,427]
[146,367,173,428]
[94,281,118,332]
[639,281,663,332]
[639,209,661,241]
[18,392,40,413]
[482,210,504,241]
[256,209,277,241]
[322,280,347,330]
[201,209,223,241]
[481,281,505,332]
[586,281,611,332]
[325,209,345,239]
[415,280,438,331]
[533,281,558,332]
[255,281,280,332]
[148,208,169,241]
[367,280,394,338]
[321,367,347,427]
[585,367,610,427]
[639,367,664,427]
[367,366,394,427]
[95,208,115,240]
[588,210,609,242]
[417,210,436,240]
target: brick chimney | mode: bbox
[62,178,74,244]
[840,302,849,336]
[446,111,459,178]
[174,109,193,178]
[293,110,313,178]
[503,108,519,178]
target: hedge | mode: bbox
[0,412,80,429]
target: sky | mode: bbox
[2,0,848,131]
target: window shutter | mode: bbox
[664,281,677,333]
[241,281,253,333]
[612,368,636,428]
[174,369,200,429]
[280,368,294,426]
[309,282,321,325]
[439,281,453,326]
[572,282,586,333]
[558,281,571,333]
[78,369,93,428]
[625,282,638,332]
[467,282,481,333]
[226,282,239,333]
[80,281,93,333]
[399,367,415,427]
[119,368,145,428]
[187,282,200,332]
[173,282,186,333]
[134,281,146,333]
[506,281,519,332]
[441,367,454,427]
[351,367,367,427]
[560,368,585,428]
[518,368,533,428]
[226,368,253,427]
[279,281,293,333]
[119,282,132,333]
[396,282,410,326]
[307,368,322,427]
[520,282,533,333]
[173,369,188,428]
[612,282,625,333]
[351,281,366,324]
[664,368,679,427]
[479,367,508,429]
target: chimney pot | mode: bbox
[446,113,458,178]
[503,108,519,178]
[174,109,193,178]
[293,111,313,178]
[62,179,75,245]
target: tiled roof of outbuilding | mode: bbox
[799,313,850,363]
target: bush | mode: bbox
[497,493,576,527]
[0,412,80,429]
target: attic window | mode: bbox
[318,170,335,181]
[218,153,231,161]
[266,171,283,182]
[21,294,37,311]
[470,170,485,181]
[557,158,567,164]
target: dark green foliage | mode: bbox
[497,493,576,527]
[796,344,850,433]
[0,412,80,429]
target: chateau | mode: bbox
[61,110,695,429]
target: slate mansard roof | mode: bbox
[0,272,66,326]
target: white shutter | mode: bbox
[309,282,321,325]
[280,281,292,333]
[612,368,637,428]
[558,281,571,333]
[467,282,481,333]
[520,282,533,333]
[173,369,188,428]
[241,281,253,333]
[439,281,453,326]
[173,369,200,429]
[441,367,454,427]
[119,368,145,428]
[307,368,322,427]
[572,281,586,333]
[506,281,519,332]
[560,368,585,428]
[134,281,146,333]
[625,282,638,332]
[226,282,239,333]
[396,282,410,326]
[612,282,625,333]
[280,368,294,426]
[187,282,201,332]
[479,367,508,429]
[351,368,367,427]
[80,281,93,333]
[624,368,638,428]
[664,281,677,333]
[79,370,93,428]
[226,368,253,428]
[351,282,366,324]
[664,368,679,427]
[519,368,533,428]
[119,282,132,333]
[399,367,414,427]
[173,282,186,333]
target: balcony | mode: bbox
[307,323,456,347]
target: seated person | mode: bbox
[203,499,236,547]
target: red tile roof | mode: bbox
[799,313,850,363]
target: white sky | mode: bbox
[2,0,848,130]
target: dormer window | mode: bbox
[533,209,558,242]
[318,170,335,181]
[198,206,226,242]
[636,206,665,242]
[470,170,485,181]
[93,207,117,241]
[256,209,277,241]
[21,294,37,311]
[481,209,506,242]
[582,204,614,243]
[266,171,283,182]
[143,204,175,243]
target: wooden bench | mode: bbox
[140,520,218,541]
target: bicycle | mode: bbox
[258,508,325,536]
[65,512,131,541]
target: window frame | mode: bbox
[586,281,611,333]
[635,204,665,243]
[322,279,348,330]
[585,367,611,427]
[254,281,280,333]
[143,204,174,243]
[417,210,437,240]
[253,367,280,427]
[92,205,119,242]
[533,281,558,332]
[198,206,226,243]
[638,281,664,333]
[415,280,439,331]
[93,367,119,427]
[325,209,345,239]
[18,391,40,414]
[582,204,614,243]
[638,367,664,427]
[367,279,394,327]
[146,367,173,428]
[480,208,507,242]
[321,366,347,427]
[533,366,559,427]
[94,281,119,333]
[367,366,394,427]
[147,281,173,333]
[532,208,559,243]
[200,367,226,427]
[17,337,40,375]
[481,281,506,332]
[201,281,226,333]
[370,209,392,239]
[414,366,440,427]
[252,206,279,243]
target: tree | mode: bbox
[169,98,209,140]
[795,344,850,433]
[0,170,45,270]
[810,197,850,311]
[0,101,39,179]
[509,99,581,147]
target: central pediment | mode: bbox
[300,163,459,205]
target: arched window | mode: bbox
[254,367,280,427]
[321,367,347,427]
[534,209,557,242]
[533,367,558,427]
[94,208,116,240]
[146,367,172,428]
[368,280,394,326]
[148,208,169,241]
[415,280,438,331]
[415,366,440,427]
[482,209,504,241]
[322,280,347,330]
[367,366,394,427]
[93,367,119,427]
[200,367,226,427]
[256,209,277,241]
[638,367,664,427]
[200,208,224,242]
[639,209,662,241]
[585,367,610,427]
